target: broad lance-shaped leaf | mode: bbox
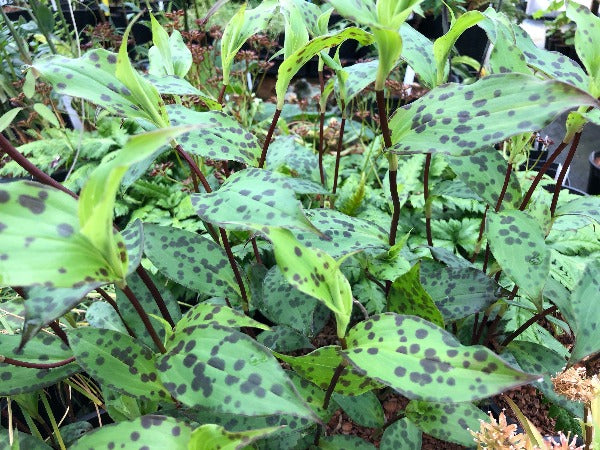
[221,1,278,86]
[191,168,321,234]
[266,228,352,339]
[486,210,550,305]
[333,391,385,428]
[287,370,337,422]
[175,302,269,332]
[156,323,318,421]
[258,325,316,353]
[0,181,120,288]
[388,73,598,156]
[405,400,489,446]
[188,424,281,450]
[145,75,221,110]
[275,346,382,396]
[70,416,193,449]
[267,136,321,182]
[69,328,170,402]
[144,224,243,300]
[446,146,522,209]
[567,1,600,96]
[80,126,196,283]
[148,14,192,78]
[0,333,79,396]
[276,27,374,109]
[121,218,144,275]
[343,313,537,402]
[319,435,376,449]
[380,418,421,450]
[400,24,436,89]
[86,301,128,334]
[167,104,260,166]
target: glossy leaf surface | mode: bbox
[175,302,269,332]
[389,74,598,156]
[343,313,537,402]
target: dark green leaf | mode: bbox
[0,429,52,449]
[343,313,537,402]
[486,210,550,303]
[156,324,317,421]
[288,370,337,422]
[332,391,384,428]
[389,74,598,156]
[69,328,170,402]
[380,418,421,450]
[318,435,376,449]
[70,415,193,449]
[86,301,127,333]
[267,136,320,182]
[257,326,315,352]
[405,400,488,446]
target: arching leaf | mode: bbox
[343,313,537,402]
[380,418,421,450]
[332,391,385,428]
[567,1,600,95]
[188,424,281,450]
[400,24,436,88]
[148,14,192,78]
[175,302,269,332]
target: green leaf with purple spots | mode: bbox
[85,301,128,333]
[0,181,120,288]
[420,265,501,321]
[221,1,278,86]
[380,418,421,450]
[405,400,488,446]
[156,323,317,421]
[143,224,243,300]
[319,435,376,449]
[122,219,144,275]
[486,210,550,305]
[388,73,598,156]
[564,260,600,364]
[287,370,337,422]
[257,326,315,352]
[167,105,260,166]
[275,346,382,396]
[336,60,380,106]
[446,147,522,209]
[267,136,320,182]
[260,266,329,336]
[343,313,537,402]
[400,24,436,88]
[32,49,156,123]
[276,28,374,108]
[69,327,170,403]
[567,2,600,95]
[332,391,385,428]
[191,169,320,234]
[295,209,389,259]
[555,196,600,225]
[175,302,269,332]
[266,228,352,339]
[70,415,193,450]
[148,14,192,78]
[145,75,221,110]
[188,424,281,450]
[388,263,445,327]
[0,333,79,396]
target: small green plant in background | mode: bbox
[1,1,600,448]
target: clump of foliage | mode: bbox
[1,0,600,448]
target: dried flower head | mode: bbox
[470,411,527,449]
[552,367,597,404]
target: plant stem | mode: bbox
[259,109,281,169]
[0,355,76,369]
[424,153,433,247]
[121,286,166,353]
[175,144,212,192]
[519,139,571,210]
[318,70,326,188]
[500,305,557,349]
[323,363,345,410]
[331,108,346,205]
[218,84,226,104]
[550,132,582,215]
[95,288,138,338]
[470,205,489,262]
[135,267,174,327]
[376,90,400,246]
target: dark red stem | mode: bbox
[135,267,174,327]
[550,132,581,215]
[318,71,326,188]
[331,108,346,203]
[121,285,166,353]
[0,355,76,369]
[259,108,281,168]
[218,84,226,104]
[424,153,433,247]
[500,305,557,348]
[96,287,138,338]
[219,228,249,312]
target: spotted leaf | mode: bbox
[288,370,337,422]
[33,49,155,123]
[148,14,192,78]
[191,169,320,234]
[221,1,278,85]
[400,24,436,88]
[405,400,488,446]
[555,196,600,225]
[420,265,500,321]
[0,333,79,396]
[175,302,269,332]
[389,73,598,156]
[332,391,385,428]
[257,325,315,352]
[266,228,352,339]
[267,136,320,182]
[145,75,221,110]
[336,60,380,105]
[567,2,600,95]
[156,323,317,421]
[507,341,582,417]
[388,263,445,327]
[343,313,537,402]
[319,435,376,449]
[86,301,128,333]
[70,415,193,449]
[260,266,329,336]
[143,224,243,300]
[275,346,382,396]
[446,147,522,209]
[188,424,281,450]
[486,210,550,304]
[167,105,260,166]
[276,28,374,108]
[295,209,389,258]
[563,260,600,364]
[68,327,170,403]
[122,218,144,275]
[380,418,422,450]
[0,181,119,288]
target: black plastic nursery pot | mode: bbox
[587,150,600,195]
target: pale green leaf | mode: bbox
[188,424,281,450]
[0,107,23,132]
